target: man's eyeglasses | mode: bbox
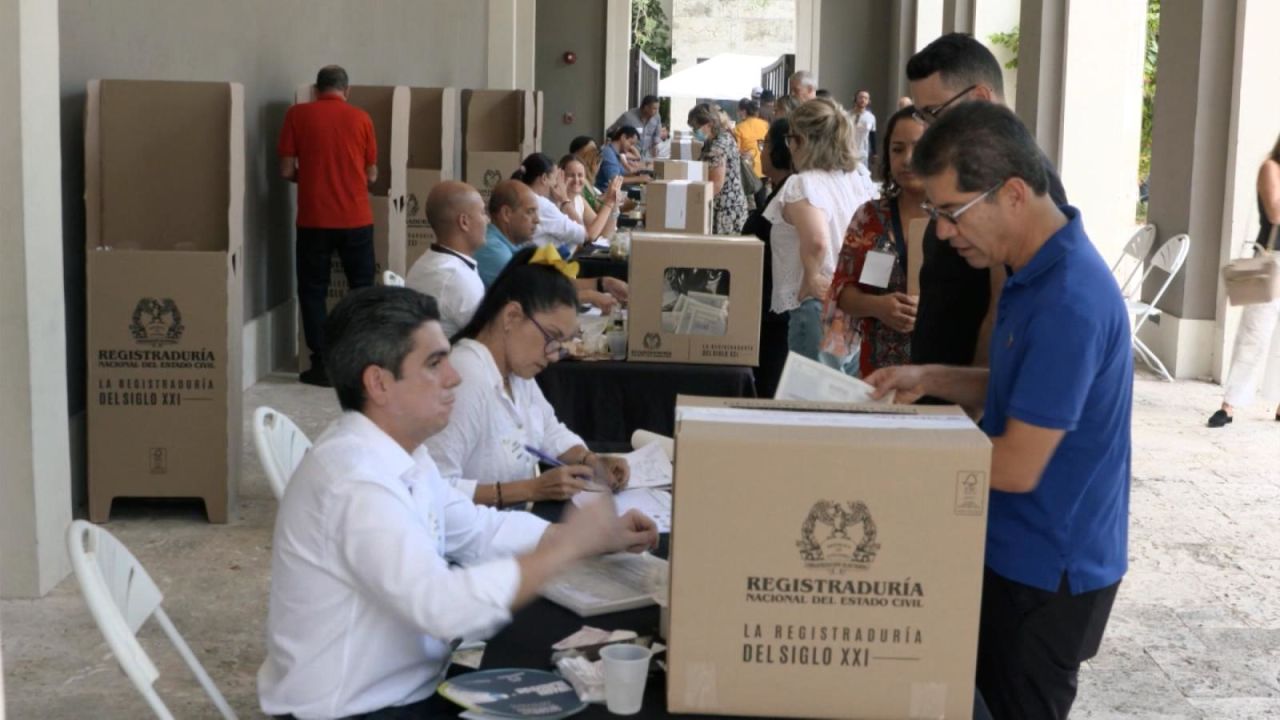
[911,84,977,125]
[527,313,573,360]
[921,181,1004,226]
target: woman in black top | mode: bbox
[741,118,793,397]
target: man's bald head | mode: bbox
[426,181,488,253]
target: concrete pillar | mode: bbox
[0,0,73,598]
[603,0,631,124]
[1017,0,1145,268]
[487,0,536,90]
[1141,0,1246,378]
[889,0,947,106]
[943,0,975,34]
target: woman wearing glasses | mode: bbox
[426,246,630,507]
[764,97,878,359]
[825,106,928,377]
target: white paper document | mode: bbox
[775,351,890,404]
[541,552,669,617]
[574,487,673,533]
[610,442,673,489]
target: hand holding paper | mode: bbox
[864,364,928,405]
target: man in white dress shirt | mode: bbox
[851,90,877,176]
[258,286,658,720]
[406,181,488,338]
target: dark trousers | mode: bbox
[296,225,375,367]
[976,567,1120,720]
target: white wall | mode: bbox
[972,0,1020,108]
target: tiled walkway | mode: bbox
[2,373,1277,718]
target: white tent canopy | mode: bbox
[657,53,778,100]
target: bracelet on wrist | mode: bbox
[495,482,504,509]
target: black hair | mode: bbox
[906,33,1004,96]
[558,153,584,172]
[911,102,1048,195]
[687,102,717,128]
[323,286,441,412]
[760,89,777,102]
[453,246,580,343]
[315,65,349,93]
[569,135,596,154]
[879,106,924,197]
[739,99,760,116]
[765,117,792,173]
[815,89,831,98]
[608,125,640,142]
[512,152,556,185]
[641,94,660,108]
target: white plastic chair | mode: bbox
[382,270,406,287]
[1111,224,1158,300]
[252,406,312,501]
[66,520,238,720]
[1127,233,1191,381]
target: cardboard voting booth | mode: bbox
[644,180,714,235]
[655,160,707,182]
[405,88,459,270]
[461,89,543,201]
[627,232,762,366]
[667,397,992,719]
[85,79,245,523]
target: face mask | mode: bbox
[693,128,707,142]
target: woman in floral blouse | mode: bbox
[825,106,929,377]
[688,103,748,235]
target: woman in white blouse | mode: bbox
[764,97,878,360]
[514,153,588,255]
[426,246,630,506]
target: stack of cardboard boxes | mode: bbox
[84,79,245,523]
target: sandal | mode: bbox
[1207,409,1233,428]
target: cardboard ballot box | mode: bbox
[462,89,543,201]
[671,136,700,161]
[667,397,992,719]
[644,180,713,235]
[85,79,245,523]
[627,232,762,366]
[655,160,707,182]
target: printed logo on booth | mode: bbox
[129,298,184,346]
[797,500,881,574]
[643,332,662,350]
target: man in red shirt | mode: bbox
[279,65,377,387]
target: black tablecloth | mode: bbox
[536,361,756,451]
[575,254,628,281]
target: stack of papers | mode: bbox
[612,442,672,489]
[541,552,669,617]
[661,291,729,335]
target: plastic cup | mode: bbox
[600,643,652,715]
[608,331,627,360]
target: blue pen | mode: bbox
[523,445,605,491]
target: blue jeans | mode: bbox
[787,298,823,360]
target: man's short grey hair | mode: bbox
[790,70,817,90]
[316,65,349,92]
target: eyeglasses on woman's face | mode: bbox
[526,312,572,360]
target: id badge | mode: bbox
[860,249,896,289]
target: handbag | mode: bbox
[739,154,763,196]
[1222,226,1280,306]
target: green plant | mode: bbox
[1137,0,1160,222]
[631,0,674,77]
[988,27,1020,70]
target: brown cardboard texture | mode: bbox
[644,180,713,235]
[667,397,991,719]
[405,87,459,270]
[85,79,245,523]
[461,89,541,200]
[671,137,699,161]
[655,160,707,182]
[627,232,761,366]
[292,85,409,372]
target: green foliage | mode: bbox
[631,0,674,77]
[988,28,1020,70]
[1137,0,1160,221]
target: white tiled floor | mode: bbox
[2,372,1277,719]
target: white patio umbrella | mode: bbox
[657,53,778,100]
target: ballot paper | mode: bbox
[552,626,638,651]
[541,552,669,617]
[660,291,730,336]
[609,441,672,489]
[774,351,894,404]
[575,487,672,532]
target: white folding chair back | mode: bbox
[1111,224,1157,299]
[382,270,406,287]
[1127,233,1192,381]
[66,520,238,720]
[253,406,312,501]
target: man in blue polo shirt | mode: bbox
[474,179,540,287]
[868,102,1131,720]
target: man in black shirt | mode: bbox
[906,34,1068,369]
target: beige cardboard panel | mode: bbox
[628,232,762,366]
[87,251,236,523]
[346,86,397,197]
[667,400,989,718]
[98,80,231,251]
[406,169,444,271]
[84,80,103,249]
[644,181,713,235]
[467,151,522,201]
[655,160,706,181]
[463,90,527,150]
[407,87,457,171]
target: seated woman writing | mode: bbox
[427,245,630,506]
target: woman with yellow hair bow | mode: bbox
[426,246,630,508]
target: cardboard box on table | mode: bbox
[461,89,543,202]
[667,396,992,719]
[655,160,706,182]
[627,232,762,366]
[292,84,410,371]
[84,79,244,523]
[644,180,713,235]
[671,136,700,161]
